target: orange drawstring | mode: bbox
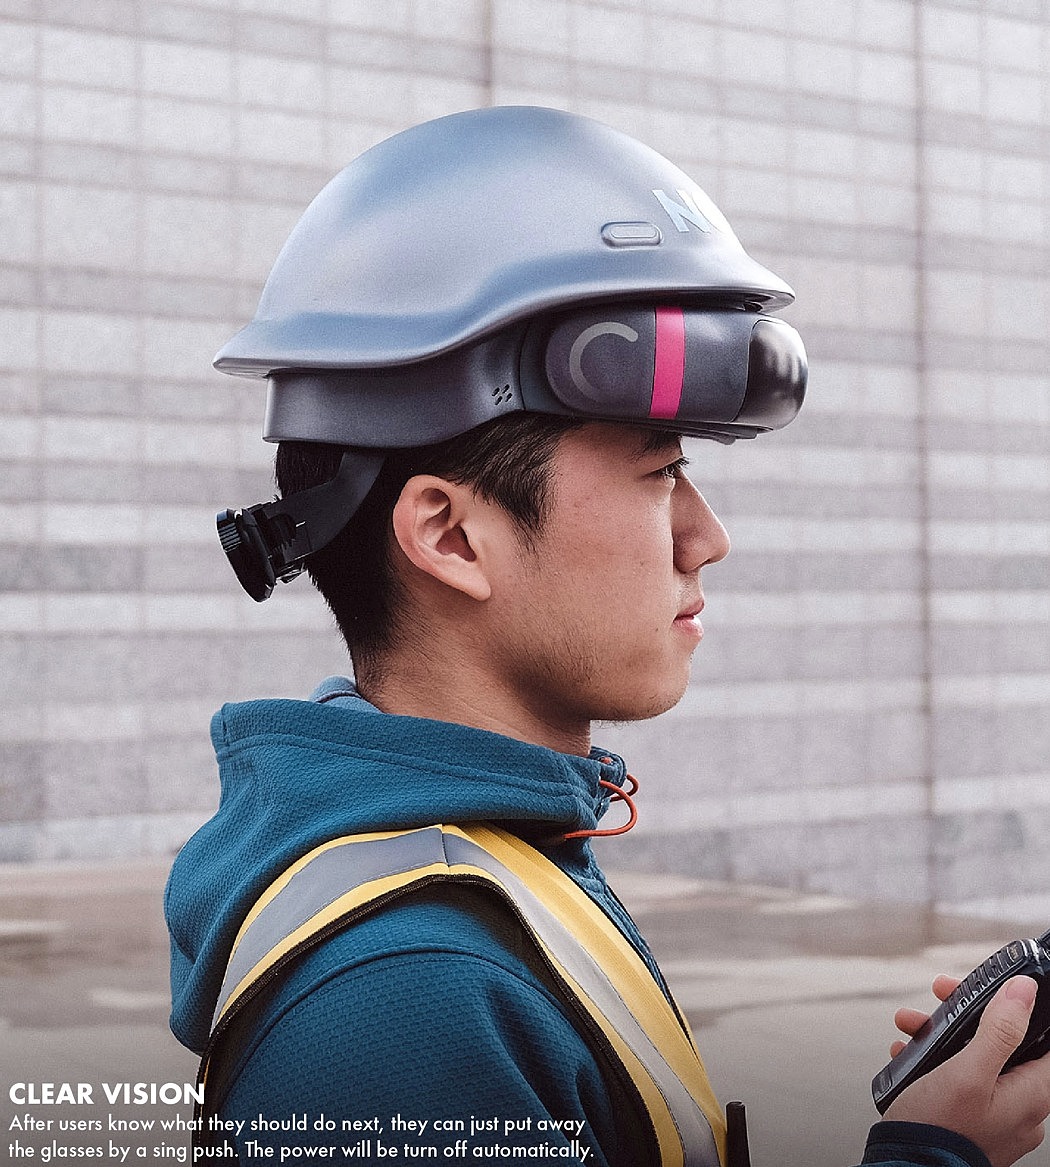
[563,773,639,840]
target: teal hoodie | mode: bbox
[165,679,666,1165]
[165,679,990,1167]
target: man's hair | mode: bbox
[275,413,584,679]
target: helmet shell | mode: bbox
[215,106,794,376]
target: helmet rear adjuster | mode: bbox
[217,451,383,602]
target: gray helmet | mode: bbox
[216,104,795,377]
[215,106,807,600]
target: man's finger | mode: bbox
[932,974,962,1002]
[895,1007,932,1036]
[966,976,1038,1080]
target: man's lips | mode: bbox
[674,598,704,638]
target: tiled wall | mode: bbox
[3,0,1048,914]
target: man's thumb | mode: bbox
[970,976,1038,1078]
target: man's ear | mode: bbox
[390,475,497,602]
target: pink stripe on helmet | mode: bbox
[650,306,685,419]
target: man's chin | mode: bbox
[593,679,691,725]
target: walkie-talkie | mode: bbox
[872,928,1050,1114]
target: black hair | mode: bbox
[274,413,585,680]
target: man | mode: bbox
[166,107,1050,1167]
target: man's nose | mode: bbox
[673,474,730,573]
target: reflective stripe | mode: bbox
[205,823,725,1167]
[442,829,723,1167]
[213,828,447,1027]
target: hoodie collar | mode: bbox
[206,675,628,841]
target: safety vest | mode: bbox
[197,822,728,1167]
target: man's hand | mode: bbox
[884,975,1050,1167]
[890,973,962,1059]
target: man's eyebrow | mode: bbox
[629,430,685,460]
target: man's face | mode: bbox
[488,422,730,734]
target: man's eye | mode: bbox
[658,457,690,480]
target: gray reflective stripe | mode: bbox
[212,827,719,1167]
[212,828,446,1027]
[442,833,719,1167]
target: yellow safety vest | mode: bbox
[199,822,728,1167]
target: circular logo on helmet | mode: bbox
[568,322,640,402]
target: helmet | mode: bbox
[216,105,807,600]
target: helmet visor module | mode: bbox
[262,302,808,449]
[529,303,807,439]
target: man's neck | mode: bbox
[359,660,593,758]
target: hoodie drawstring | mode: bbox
[563,773,639,840]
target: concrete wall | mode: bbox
[3,0,1048,915]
